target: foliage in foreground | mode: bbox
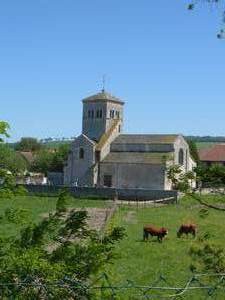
[0,191,125,299]
[0,121,10,142]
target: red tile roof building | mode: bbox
[199,144,225,165]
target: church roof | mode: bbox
[102,152,173,164]
[112,134,179,145]
[82,90,124,105]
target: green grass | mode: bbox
[0,195,225,299]
[99,196,225,299]
[0,196,111,238]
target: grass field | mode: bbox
[0,195,225,299]
[0,196,110,238]
[196,142,217,150]
[100,196,225,299]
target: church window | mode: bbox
[91,110,94,118]
[96,110,99,118]
[79,148,84,159]
[178,149,184,165]
[118,125,121,133]
[95,151,100,162]
[110,110,115,119]
[116,111,120,119]
[99,109,103,118]
[88,110,91,118]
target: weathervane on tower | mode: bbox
[102,74,106,93]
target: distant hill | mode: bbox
[185,136,225,150]
[40,140,72,149]
[186,136,225,143]
[8,136,225,151]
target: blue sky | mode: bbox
[1,0,225,142]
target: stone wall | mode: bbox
[64,134,96,186]
[22,185,177,202]
[99,162,166,189]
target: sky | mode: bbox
[1,0,225,142]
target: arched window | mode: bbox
[79,148,84,159]
[178,149,184,165]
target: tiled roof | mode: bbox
[102,152,173,164]
[112,134,179,145]
[96,119,120,151]
[199,144,225,162]
[82,90,124,104]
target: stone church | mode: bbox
[64,90,196,190]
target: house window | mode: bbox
[178,149,184,165]
[118,125,121,133]
[96,110,99,118]
[91,110,94,118]
[79,148,84,159]
[116,111,120,119]
[99,109,103,118]
[104,175,112,187]
[88,110,91,118]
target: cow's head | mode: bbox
[161,227,168,236]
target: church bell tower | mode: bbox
[82,90,124,142]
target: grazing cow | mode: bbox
[143,225,168,242]
[177,224,197,238]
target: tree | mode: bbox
[16,137,42,152]
[188,0,225,38]
[190,243,225,274]
[187,140,199,163]
[0,191,125,299]
[167,164,195,191]
[0,144,28,174]
[0,121,10,142]
[31,144,70,175]
[195,163,225,188]
[168,164,225,211]
[31,149,53,175]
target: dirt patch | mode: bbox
[85,207,112,231]
[40,207,113,231]
[43,207,115,253]
[123,211,137,224]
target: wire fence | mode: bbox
[1,273,225,299]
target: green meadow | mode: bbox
[0,195,225,299]
[101,196,225,299]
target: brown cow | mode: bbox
[177,224,197,238]
[143,225,168,242]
